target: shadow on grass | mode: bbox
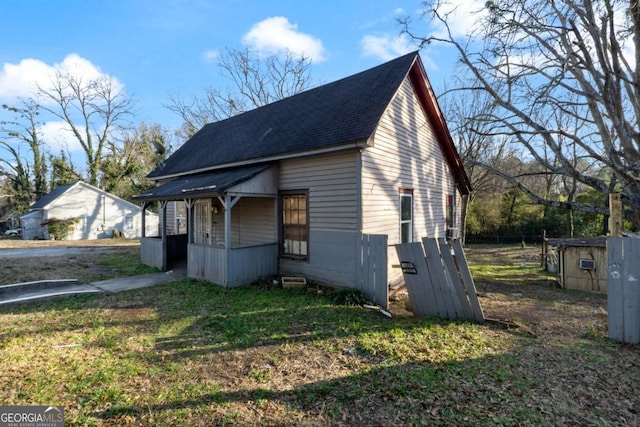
[91,345,640,426]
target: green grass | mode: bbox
[97,252,160,276]
[0,248,638,426]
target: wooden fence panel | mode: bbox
[423,238,460,319]
[608,238,640,344]
[437,238,474,320]
[395,242,439,318]
[451,240,485,322]
[361,234,388,309]
[395,239,484,321]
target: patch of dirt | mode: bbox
[0,241,140,285]
[467,244,608,338]
[389,244,608,339]
[0,237,139,249]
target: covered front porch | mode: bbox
[136,164,279,287]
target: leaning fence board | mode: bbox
[396,239,484,322]
[395,242,439,318]
[423,238,460,319]
[437,238,474,320]
[608,237,640,344]
[450,240,485,322]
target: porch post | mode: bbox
[160,200,168,271]
[224,194,232,250]
[185,199,195,244]
[220,194,241,250]
[141,202,148,238]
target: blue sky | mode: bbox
[0,0,479,155]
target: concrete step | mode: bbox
[0,284,100,308]
[0,269,187,308]
[0,279,84,298]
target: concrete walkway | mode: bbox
[0,267,187,308]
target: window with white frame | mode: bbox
[124,215,134,230]
[400,190,413,243]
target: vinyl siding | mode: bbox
[230,197,276,246]
[43,183,158,240]
[279,152,359,231]
[361,77,461,285]
[362,77,459,239]
[278,152,360,287]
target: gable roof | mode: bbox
[29,183,75,210]
[26,181,144,212]
[150,52,417,179]
[149,51,471,194]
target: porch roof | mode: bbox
[134,164,271,202]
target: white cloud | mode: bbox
[242,17,326,62]
[38,120,84,153]
[361,33,415,61]
[0,58,51,99]
[430,0,488,39]
[0,53,123,104]
[202,49,220,65]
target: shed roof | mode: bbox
[135,164,271,201]
[547,237,607,249]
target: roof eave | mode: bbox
[148,140,368,181]
[408,57,472,195]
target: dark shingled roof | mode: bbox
[29,183,76,209]
[135,164,271,201]
[547,237,608,248]
[149,51,419,179]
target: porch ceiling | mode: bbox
[134,164,272,202]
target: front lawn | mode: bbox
[0,245,638,426]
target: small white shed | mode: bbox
[20,181,158,240]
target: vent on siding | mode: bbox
[579,258,596,270]
[446,227,460,240]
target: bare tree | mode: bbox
[37,71,134,186]
[100,122,172,201]
[1,100,47,200]
[404,0,640,229]
[440,82,515,242]
[168,48,313,139]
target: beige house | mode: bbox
[135,52,471,306]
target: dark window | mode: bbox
[281,192,308,258]
[446,195,454,228]
[400,190,413,243]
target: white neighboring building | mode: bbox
[20,181,159,240]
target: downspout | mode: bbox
[356,149,364,291]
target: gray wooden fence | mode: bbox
[608,237,640,344]
[360,234,388,309]
[395,238,484,321]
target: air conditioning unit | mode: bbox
[446,227,460,240]
[579,258,596,270]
